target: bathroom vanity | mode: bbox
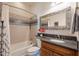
[41,40,78,56]
[38,6,79,56]
[38,33,79,56]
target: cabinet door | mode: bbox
[51,52,62,56]
[41,48,51,56]
[42,41,76,56]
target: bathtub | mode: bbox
[10,41,34,56]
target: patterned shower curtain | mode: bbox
[0,21,9,56]
[0,4,10,56]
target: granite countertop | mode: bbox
[40,37,78,51]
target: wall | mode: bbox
[48,11,66,27]
[10,24,32,56]
[10,24,30,44]
[30,24,37,44]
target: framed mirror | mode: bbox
[40,7,72,30]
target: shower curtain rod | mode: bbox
[2,3,37,17]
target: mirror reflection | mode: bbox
[40,7,71,30]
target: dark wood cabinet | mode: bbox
[51,52,62,56]
[41,41,78,56]
[41,48,51,56]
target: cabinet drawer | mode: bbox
[41,48,51,56]
[41,41,76,56]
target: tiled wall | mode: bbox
[10,24,30,44]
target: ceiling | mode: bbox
[1,2,61,23]
[9,2,52,23]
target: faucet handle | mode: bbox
[61,36,64,40]
[57,35,60,39]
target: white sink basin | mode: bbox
[50,39,65,43]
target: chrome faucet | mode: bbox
[58,34,60,40]
[57,35,63,40]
